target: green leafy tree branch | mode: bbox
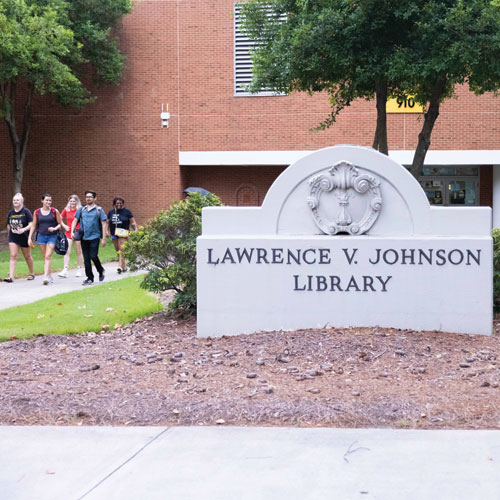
[0,0,131,194]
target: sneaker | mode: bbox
[117,267,122,274]
[48,275,54,284]
[58,268,68,278]
[75,267,82,278]
[82,279,94,286]
[42,276,49,285]
[99,271,105,282]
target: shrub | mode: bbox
[122,192,222,315]
[493,228,500,310]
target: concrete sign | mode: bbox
[197,145,492,337]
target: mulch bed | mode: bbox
[1,311,500,429]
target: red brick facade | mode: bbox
[1,0,499,222]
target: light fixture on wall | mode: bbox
[161,104,170,128]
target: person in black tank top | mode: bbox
[28,194,64,285]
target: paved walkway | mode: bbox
[0,262,142,310]
[1,426,500,500]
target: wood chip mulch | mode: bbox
[1,312,500,429]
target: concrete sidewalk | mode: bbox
[1,426,500,500]
[0,262,142,310]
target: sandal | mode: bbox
[27,274,35,280]
[3,278,13,283]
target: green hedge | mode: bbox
[122,192,222,315]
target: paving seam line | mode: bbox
[77,427,171,500]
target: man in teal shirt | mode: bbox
[71,190,108,285]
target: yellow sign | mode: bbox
[386,95,423,113]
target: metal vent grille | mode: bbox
[234,3,284,96]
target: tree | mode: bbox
[393,0,500,176]
[0,0,131,194]
[242,0,414,155]
[241,0,500,175]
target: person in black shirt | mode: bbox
[107,197,137,273]
[4,193,35,282]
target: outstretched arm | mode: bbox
[28,213,37,246]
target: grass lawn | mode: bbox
[0,276,162,341]
[0,238,117,279]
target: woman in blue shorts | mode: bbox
[28,194,64,285]
[4,193,35,283]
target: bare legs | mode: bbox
[63,239,83,269]
[112,237,128,270]
[8,242,34,280]
[39,243,55,278]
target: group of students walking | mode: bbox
[4,190,137,286]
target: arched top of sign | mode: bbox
[307,161,382,235]
[200,145,491,238]
[269,145,430,236]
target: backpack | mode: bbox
[34,207,57,225]
[54,231,69,255]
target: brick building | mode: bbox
[1,0,500,225]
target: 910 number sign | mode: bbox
[386,95,423,113]
[396,96,416,108]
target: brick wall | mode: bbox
[181,165,286,206]
[1,0,500,223]
[1,1,182,223]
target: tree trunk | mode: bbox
[1,81,34,195]
[372,80,388,155]
[410,80,446,177]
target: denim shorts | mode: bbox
[37,233,58,245]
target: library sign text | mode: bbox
[206,245,481,293]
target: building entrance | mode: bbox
[417,166,479,206]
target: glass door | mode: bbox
[419,177,479,206]
[417,165,480,207]
[447,179,477,206]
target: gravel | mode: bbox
[1,312,500,429]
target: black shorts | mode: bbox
[8,232,29,248]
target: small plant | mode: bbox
[122,192,222,315]
[397,418,410,429]
[493,228,500,311]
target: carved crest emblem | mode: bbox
[307,161,382,235]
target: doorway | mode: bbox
[417,166,479,206]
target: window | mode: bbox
[418,166,480,206]
[234,3,285,96]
